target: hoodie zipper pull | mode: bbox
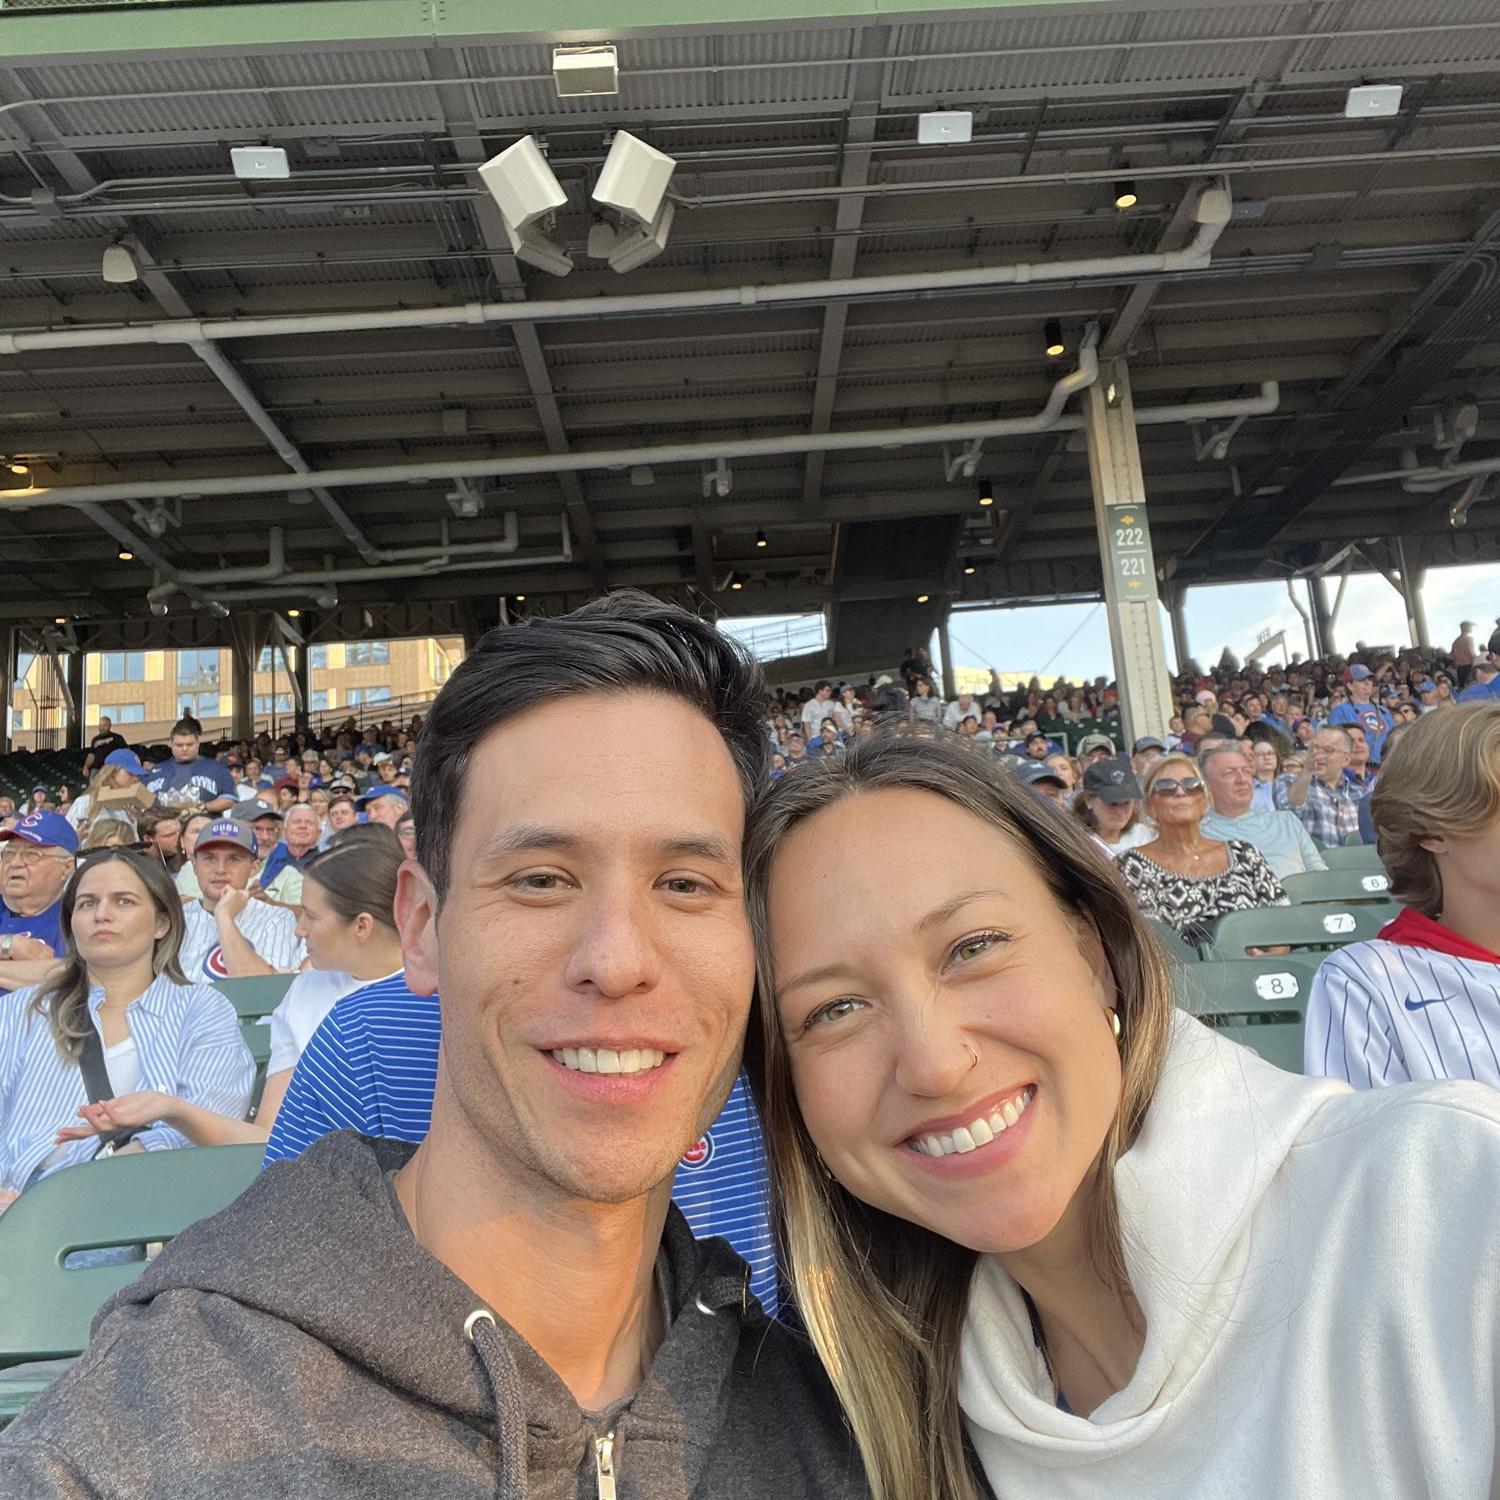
[594,1431,617,1500]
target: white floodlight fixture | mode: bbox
[1345,83,1403,119]
[594,130,677,227]
[230,145,290,180]
[553,44,619,98]
[478,136,575,276]
[917,110,973,145]
[502,217,576,276]
[478,136,568,231]
[606,198,675,273]
[101,244,140,284]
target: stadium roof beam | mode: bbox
[0,203,1235,356]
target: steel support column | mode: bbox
[64,649,85,752]
[1309,576,1335,659]
[1164,583,1192,673]
[230,615,256,743]
[0,627,12,754]
[1393,538,1429,648]
[937,610,958,702]
[293,631,313,732]
[1083,359,1174,745]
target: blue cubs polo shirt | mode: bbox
[0,898,63,956]
[264,974,779,1314]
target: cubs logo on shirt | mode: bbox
[205,945,231,979]
[680,1132,715,1170]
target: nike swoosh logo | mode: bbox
[1404,997,1458,1011]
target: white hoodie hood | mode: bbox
[959,1012,1500,1499]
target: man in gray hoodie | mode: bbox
[0,593,868,1500]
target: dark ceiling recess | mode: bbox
[1187,213,1500,569]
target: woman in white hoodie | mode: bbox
[745,731,1500,1500]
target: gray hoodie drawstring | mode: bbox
[466,1310,529,1500]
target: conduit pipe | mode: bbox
[0,374,1290,515]
[168,525,286,586]
[0,190,1232,356]
[0,378,1290,519]
[148,512,538,610]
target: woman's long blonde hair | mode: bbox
[744,732,1176,1500]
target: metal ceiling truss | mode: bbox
[1,0,1499,654]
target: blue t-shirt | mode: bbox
[264,975,779,1314]
[0,899,63,956]
[1329,701,1393,761]
[1458,677,1500,703]
[144,756,237,810]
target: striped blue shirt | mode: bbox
[265,975,779,1313]
[0,975,255,1191]
[1307,940,1500,1090]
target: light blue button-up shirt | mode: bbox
[0,975,253,1192]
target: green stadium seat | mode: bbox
[1280,869,1393,906]
[1319,844,1387,873]
[1206,902,1397,958]
[1148,919,1202,965]
[1176,955,1319,1073]
[0,1146,262,1424]
[240,1016,273,1115]
[215,973,294,1019]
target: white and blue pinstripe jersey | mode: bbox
[1306,940,1500,1090]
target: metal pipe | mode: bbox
[0,374,1287,515]
[169,526,286,586]
[151,513,546,610]
[0,199,1229,357]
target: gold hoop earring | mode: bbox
[1106,1006,1123,1045]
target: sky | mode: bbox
[723,560,1500,684]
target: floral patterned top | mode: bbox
[1115,838,1288,942]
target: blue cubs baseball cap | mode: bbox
[103,748,146,778]
[0,809,79,855]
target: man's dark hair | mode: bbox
[412,591,770,902]
[170,719,199,740]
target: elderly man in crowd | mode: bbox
[0,810,76,992]
[1276,725,1366,848]
[359,785,409,829]
[179,818,305,980]
[1200,743,1327,879]
[257,803,323,906]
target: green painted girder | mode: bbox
[0,0,1117,62]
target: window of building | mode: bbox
[310,689,331,712]
[257,647,278,672]
[177,648,221,689]
[179,691,220,719]
[16,652,36,685]
[310,645,329,670]
[115,703,146,724]
[345,641,390,667]
[11,709,24,730]
[347,686,391,707]
[254,694,294,715]
[100,651,146,683]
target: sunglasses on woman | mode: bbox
[1150,776,1204,796]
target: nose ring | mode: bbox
[963,1042,978,1068]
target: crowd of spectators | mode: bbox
[766,621,1500,943]
[0,617,1497,1244]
